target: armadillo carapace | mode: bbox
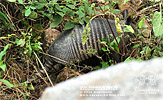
[44,18,122,71]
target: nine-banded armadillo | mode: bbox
[44,18,129,73]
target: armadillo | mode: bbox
[44,18,130,73]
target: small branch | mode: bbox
[97,2,123,54]
[40,51,69,64]
[33,51,54,86]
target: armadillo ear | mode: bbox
[122,9,133,26]
[122,9,128,24]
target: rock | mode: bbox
[40,57,163,100]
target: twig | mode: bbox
[97,2,123,54]
[121,35,129,53]
[33,51,54,86]
[32,64,49,86]
[137,3,159,14]
[39,51,69,64]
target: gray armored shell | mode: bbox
[45,18,119,68]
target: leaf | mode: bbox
[0,79,14,88]
[36,4,45,9]
[76,10,85,19]
[79,20,84,25]
[18,0,23,4]
[111,9,121,13]
[7,0,16,2]
[126,25,134,33]
[88,7,94,15]
[0,13,6,24]
[133,44,140,48]
[25,8,31,16]
[62,7,73,16]
[24,49,28,54]
[0,62,6,72]
[16,39,25,47]
[124,0,130,4]
[55,4,62,11]
[0,11,10,23]
[28,46,32,56]
[138,18,144,28]
[29,83,35,90]
[158,51,163,56]
[87,27,91,32]
[67,11,74,16]
[121,0,130,5]
[83,17,90,23]
[145,46,151,55]
[152,11,163,36]
[115,18,123,33]
[63,21,75,30]
[67,5,75,9]
[29,11,38,19]
[101,47,109,52]
[30,6,36,10]
[79,6,84,11]
[49,0,57,3]
[40,11,52,19]
[50,15,63,28]
[47,7,54,13]
[82,18,93,45]
[95,66,101,69]
[100,62,109,68]
[91,3,95,8]
[34,24,43,30]
[56,12,65,17]
[125,56,131,62]
[25,39,32,56]
[0,44,9,61]
[35,0,46,9]
[31,42,42,51]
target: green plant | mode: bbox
[95,61,109,69]
[0,44,10,72]
[0,11,15,30]
[125,1,163,61]
[152,10,163,36]
[10,0,96,30]
[0,44,14,90]
[15,32,42,56]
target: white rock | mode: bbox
[40,57,163,100]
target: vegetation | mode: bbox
[0,0,163,99]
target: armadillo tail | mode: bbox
[43,56,64,74]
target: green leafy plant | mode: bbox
[151,1,163,36]
[9,0,96,30]
[95,61,109,69]
[15,32,42,56]
[0,44,35,99]
[0,11,14,30]
[0,79,14,88]
[152,11,163,36]
[0,44,10,72]
[0,44,14,88]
